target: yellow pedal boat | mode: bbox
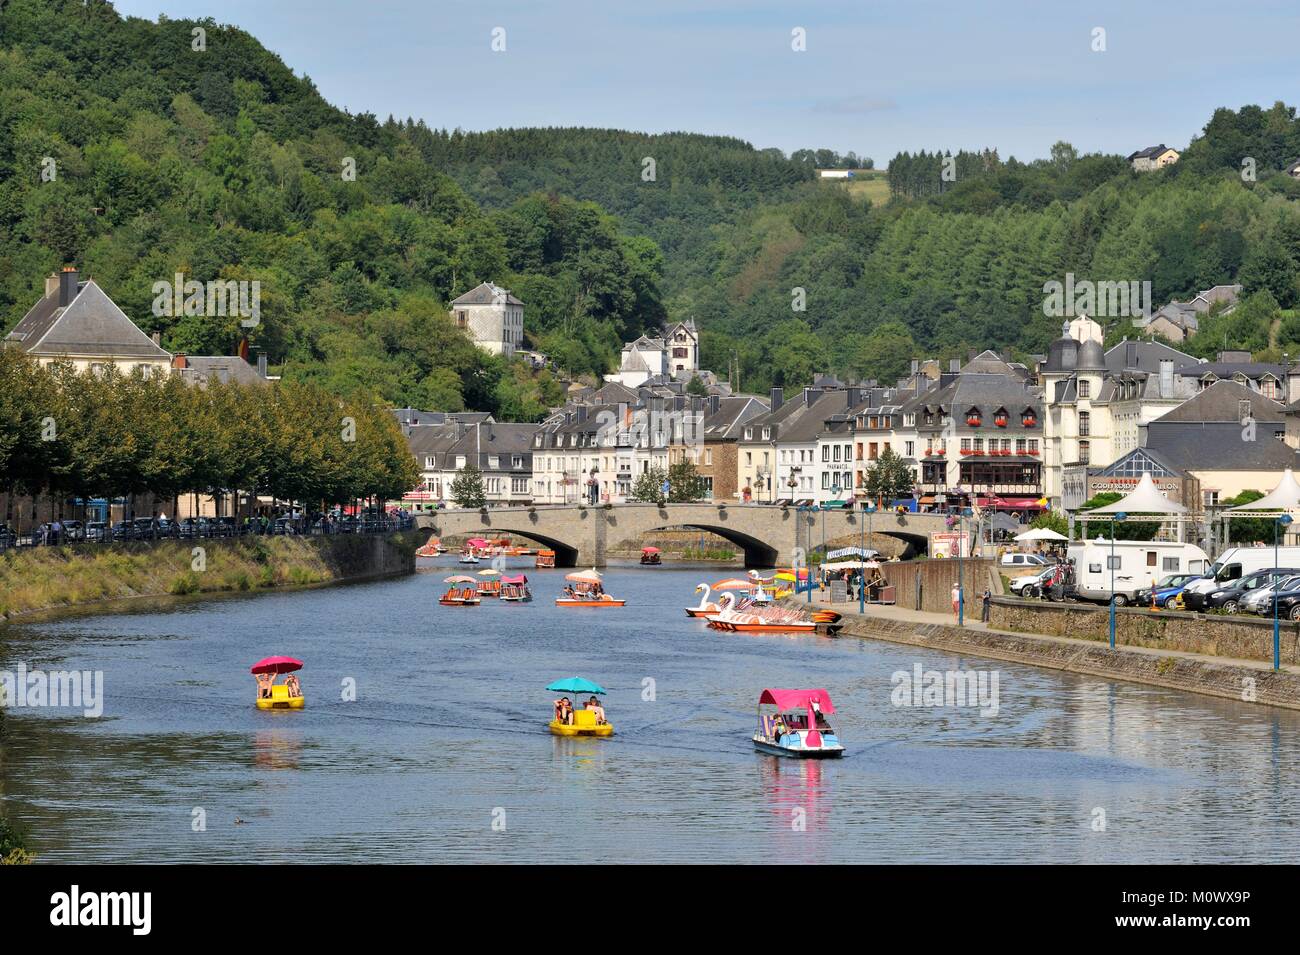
[257,684,305,710]
[549,710,614,737]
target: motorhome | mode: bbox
[1180,546,1300,607]
[1067,539,1211,605]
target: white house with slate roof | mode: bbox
[605,320,699,388]
[4,267,172,377]
[449,282,524,357]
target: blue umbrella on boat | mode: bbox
[546,677,607,695]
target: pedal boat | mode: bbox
[752,688,843,758]
[251,656,305,711]
[546,677,614,737]
[556,569,624,607]
[440,576,481,605]
[704,593,818,631]
[257,683,305,710]
[685,583,721,617]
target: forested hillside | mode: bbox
[4,0,1300,414]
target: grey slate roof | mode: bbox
[176,356,267,387]
[450,282,523,306]
[1105,339,1194,374]
[6,280,170,360]
[1144,424,1297,472]
[1157,379,1285,423]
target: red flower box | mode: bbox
[994,417,1008,427]
[966,417,981,426]
[1022,417,1036,427]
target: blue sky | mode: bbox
[114,0,1300,163]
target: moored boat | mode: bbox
[640,546,662,565]
[752,688,844,758]
[476,567,503,597]
[547,677,614,737]
[535,549,556,569]
[685,582,720,617]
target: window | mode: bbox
[1162,557,1179,572]
[1089,563,1102,574]
[1078,440,1090,464]
[1078,379,1090,398]
[1078,412,1090,436]
[1106,556,1121,570]
[762,427,771,440]
[905,441,915,457]
[512,455,523,468]
[455,456,466,469]
[488,456,500,469]
[1203,490,1219,508]
[745,452,753,466]
[424,456,435,468]
[744,427,753,441]
[1146,552,1158,567]
[822,445,830,462]
[821,472,830,489]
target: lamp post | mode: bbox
[957,506,972,626]
[1275,514,1293,671]
[860,499,875,615]
[1109,511,1128,650]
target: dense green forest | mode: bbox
[4,0,1300,416]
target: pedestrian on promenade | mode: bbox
[981,587,991,623]
[951,582,961,620]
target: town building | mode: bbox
[4,267,171,376]
[449,282,524,357]
[605,320,700,388]
[1127,144,1180,172]
[403,415,537,508]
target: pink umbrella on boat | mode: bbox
[249,656,303,675]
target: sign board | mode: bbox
[930,532,970,559]
[828,579,848,604]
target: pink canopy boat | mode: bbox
[752,688,844,758]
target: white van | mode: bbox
[1181,546,1300,606]
[1067,538,1211,605]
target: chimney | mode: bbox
[576,405,588,423]
[949,358,960,373]
[770,387,783,412]
[257,353,268,378]
[45,273,60,299]
[847,386,862,408]
[172,354,188,369]
[1159,359,1173,399]
[707,394,720,415]
[59,266,79,307]
[910,359,919,375]
[151,331,161,346]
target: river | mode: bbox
[1,562,1298,863]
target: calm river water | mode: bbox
[2,562,1298,863]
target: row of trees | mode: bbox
[0,351,419,516]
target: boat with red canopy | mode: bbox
[752,688,844,758]
[640,546,662,565]
[251,656,305,710]
[500,574,533,602]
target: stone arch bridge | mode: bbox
[419,503,952,568]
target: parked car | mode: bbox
[85,521,109,542]
[1196,568,1300,614]
[60,519,86,541]
[1134,573,1201,609]
[1009,566,1057,598]
[155,518,179,539]
[110,520,135,541]
[132,517,158,540]
[1000,552,1048,569]
[1267,585,1300,621]
[213,517,238,537]
[0,522,15,548]
[273,517,297,535]
[1243,575,1300,615]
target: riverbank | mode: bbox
[793,597,1300,711]
[0,531,420,622]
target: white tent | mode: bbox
[1086,473,1187,515]
[1225,468,1300,513]
[1014,527,1068,542]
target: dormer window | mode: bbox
[1021,408,1037,428]
[993,408,1008,427]
[965,408,982,427]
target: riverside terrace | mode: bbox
[421,502,953,568]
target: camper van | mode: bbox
[1180,546,1300,609]
[1067,539,1211,605]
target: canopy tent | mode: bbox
[565,568,603,583]
[826,545,879,560]
[713,578,757,590]
[546,677,606,696]
[821,560,880,571]
[477,568,502,576]
[757,688,836,714]
[501,574,528,584]
[466,538,489,547]
[1226,468,1300,513]
[1014,527,1068,542]
[1086,473,1188,515]
[641,546,660,554]
[443,575,477,583]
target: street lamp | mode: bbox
[859,499,875,614]
[957,506,972,625]
[1109,511,1128,650]
[1275,514,1293,671]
